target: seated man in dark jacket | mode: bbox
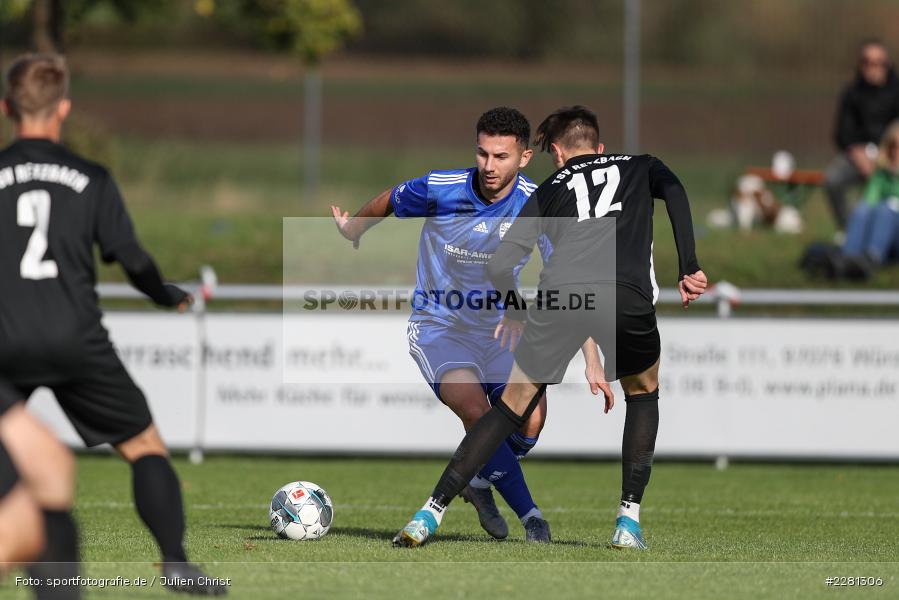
[825,39,899,230]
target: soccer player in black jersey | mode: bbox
[0,54,226,595]
[394,105,707,548]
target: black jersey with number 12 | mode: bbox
[494,153,700,304]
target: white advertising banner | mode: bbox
[27,313,899,459]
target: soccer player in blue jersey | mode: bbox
[332,107,607,543]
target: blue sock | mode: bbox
[506,432,539,458]
[476,441,538,520]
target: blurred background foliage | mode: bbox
[2,0,897,68]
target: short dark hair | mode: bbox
[476,107,530,148]
[534,105,600,153]
[3,53,69,122]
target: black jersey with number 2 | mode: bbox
[0,139,184,384]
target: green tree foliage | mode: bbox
[3,0,899,69]
[249,0,362,64]
[0,0,30,21]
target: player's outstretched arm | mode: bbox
[331,187,395,249]
[649,158,706,307]
[94,173,193,311]
[116,242,193,311]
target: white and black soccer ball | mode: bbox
[269,481,334,540]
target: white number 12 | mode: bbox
[17,189,58,280]
[567,165,622,222]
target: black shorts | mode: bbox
[10,344,153,448]
[514,284,660,384]
[0,440,18,500]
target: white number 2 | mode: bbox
[567,165,622,222]
[17,189,58,280]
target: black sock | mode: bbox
[431,402,524,506]
[131,455,188,563]
[621,389,660,504]
[27,510,81,600]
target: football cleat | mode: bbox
[610,516,647,550]
[460,485,509,539]
[523,516,551,543]
[392,510,439,547]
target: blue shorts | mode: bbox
[406,320,514,404]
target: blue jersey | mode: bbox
[391,168,551,330]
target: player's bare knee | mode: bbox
[116,424,168,463]
[1,408,76,508]
[520,394,547,437]
[621,360,660,397]
[440,375,490,430]
[28,441,75,510]
[501,383,542,419]
[500,391,529,417]
[622,380,658,397]
[17,492,46,563]
[453,398,489,429]
[0,486,45,568]
[460,407,488,430]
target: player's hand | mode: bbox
[177,293,194,313]
[494,316,525,352]
[585,361,615,413]
[678,269,708,308]
[164,284,194,313]
[331,205,360,249]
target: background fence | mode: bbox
[25,279,897,462]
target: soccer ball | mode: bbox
[269,481,334,540]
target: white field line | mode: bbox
[76,501,899,519]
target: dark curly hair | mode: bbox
[534,105,600,153]
[476,107,530,148]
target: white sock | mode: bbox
[469,475,491,490]
[617,500,640,523]
[422,497,447,526]
[519,506,543,525]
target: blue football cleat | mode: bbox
[610,516,647,550]
[392,510,439,547]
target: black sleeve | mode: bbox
[486,191,541,320]
[115,242,188,307]
[834,88,862,149]
[94,172,139,263]
[648,157,701,280]
[94,172,187,307]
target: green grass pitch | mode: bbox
[2,456,897,598]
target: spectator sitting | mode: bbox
[824,39,899,232]
[841,120,899,279]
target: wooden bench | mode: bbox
[744,167,825,186]
[743,167,825,206]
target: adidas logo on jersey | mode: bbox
[472,221,489,233]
